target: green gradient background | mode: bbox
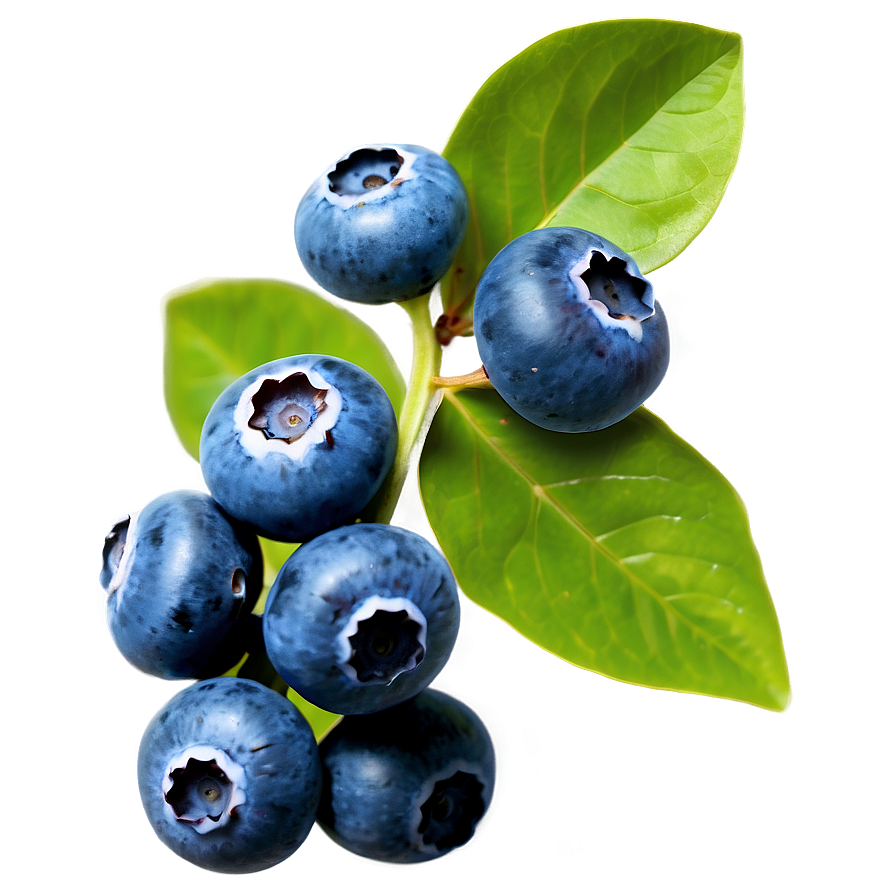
[8,2,889,894]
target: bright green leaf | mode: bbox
[245,538,299,615]
[287,690,341,742]
[419,390,789,711]
[441,20,744,323]
[163,278,405,459]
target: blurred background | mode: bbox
[2,1,892,892]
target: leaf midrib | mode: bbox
[441,391,754,674]
[534,38,741,234]
[518,34,739,240]
[170,300,254,380]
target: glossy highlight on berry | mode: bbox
[102,490,263,680]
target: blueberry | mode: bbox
[295,144,468,304]
[473,226,670,432]
[317,689,495,863]
[263,524,460,715]
[137,678,322,873]
[102,490,263,679]
[199,355,398,543]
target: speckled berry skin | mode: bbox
[317,689,495,863]
[199,355,398,543]
[474,227,670,433]
[263,524,460,715]
[101,490,263,680]
[137,678,322,874]
[295,144,468,304]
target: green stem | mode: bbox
[241,296,440,712]
[364,292,442,524]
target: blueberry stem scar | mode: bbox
[362,291,442,525]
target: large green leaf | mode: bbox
[441,20,744,323]
[419,390,789,711]
[164,278,405,458]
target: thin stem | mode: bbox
[431,367,493,391]
[363,292,442,524]
[241,295,441,697]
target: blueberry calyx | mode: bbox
[234,364,343,462]
[417,770,486,852]
[569,247,655,341]
[100,516,131,591]
[248,372,329,444]
[162,745,247,834]
[411,761,486,857]
[337,596,428,685]
[326,146,415,208]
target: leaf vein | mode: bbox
[443,392,755,673]
[538,43,741,230]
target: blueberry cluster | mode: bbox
[102,146,494,872]
[104,138,670,875]
[104,427,493,869]
[103,398,493,871]
[292,144,669,432]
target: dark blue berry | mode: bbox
[199,355,398,543]
[263,524,460,715]
[317,689,495,863]
[295,144,468,304]
[137,678,322,873]
[102,490,262,679]
[474,227,670,432]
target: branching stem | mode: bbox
[431,367,492,390]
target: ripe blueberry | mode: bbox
[317,689,495,863]
[295,144,468,304]
[101,490,263,679]
[137,678,322,873]
[199,355,398,543]
[263,524,460,715]
[474,226,670,432]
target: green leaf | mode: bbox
[163,278,406,459]
[441,20,744,322]
[250,538,299,615]
[287,690,341,742]
[419,390,789,711]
